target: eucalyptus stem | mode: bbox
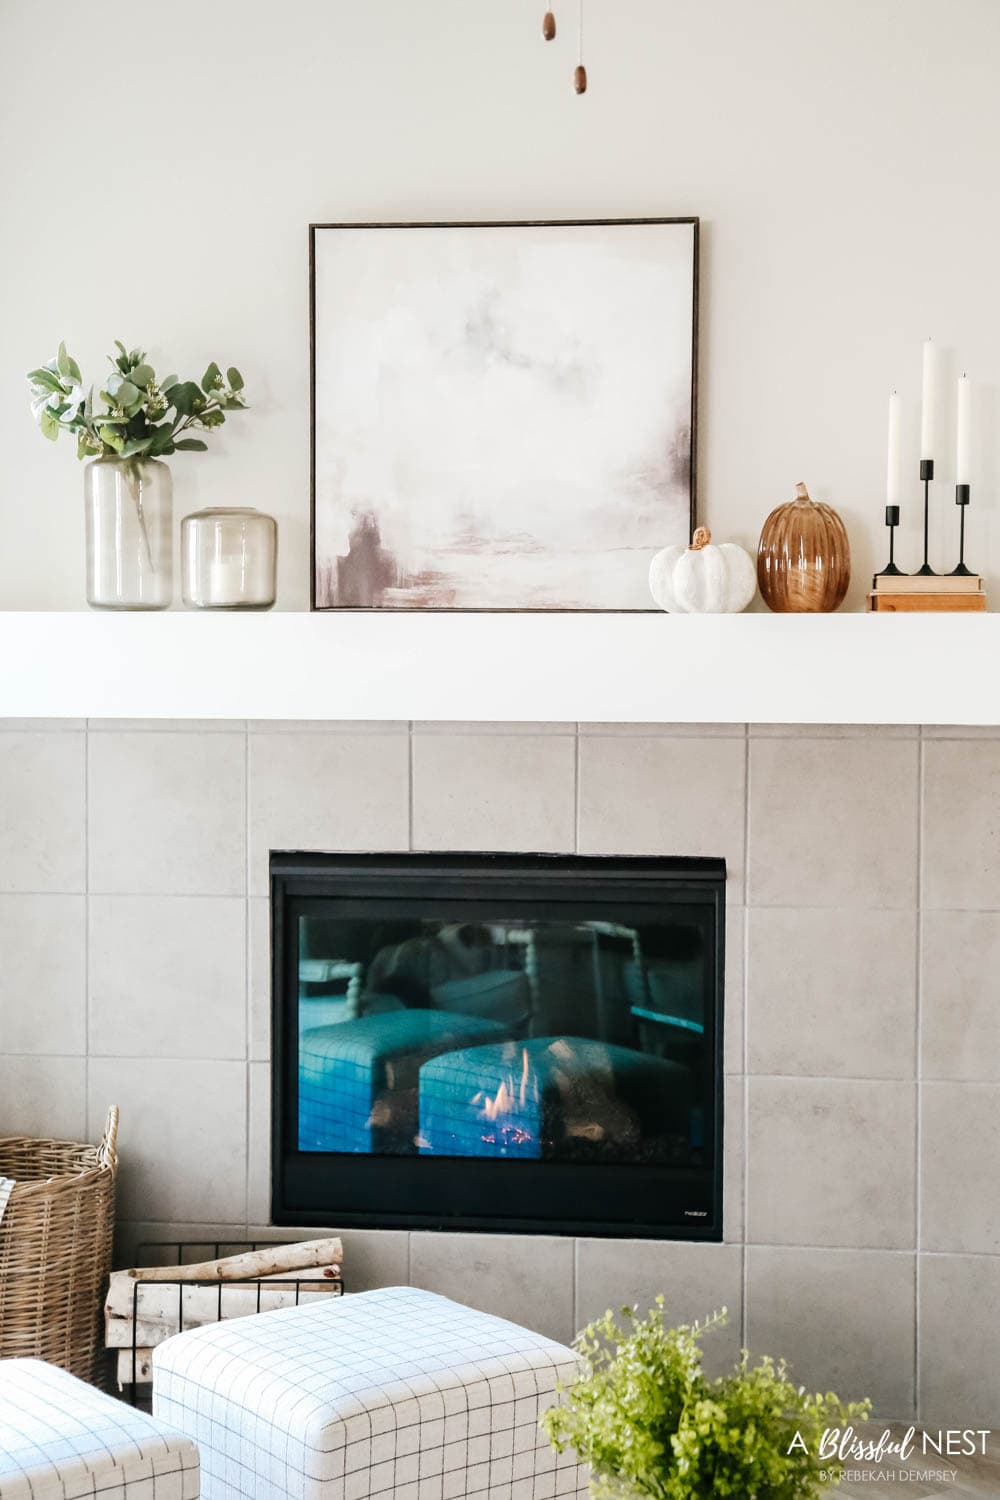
[122,459,156,574]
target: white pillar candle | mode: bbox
[886,390,902,507]
[956,374,972,485]
[208,559,245,603]
[920,337,937,463]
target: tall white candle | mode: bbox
[886,390,902,507]
[956,374,972,486]
[920,338,937,463]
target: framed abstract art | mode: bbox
[310,218,698,611]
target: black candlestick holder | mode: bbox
[878,504,905,576]
[916,459,937,575]
[952,484,972,576]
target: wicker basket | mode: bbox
[0,1105,119,1383]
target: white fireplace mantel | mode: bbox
[0,611,994,725]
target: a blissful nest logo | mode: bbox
[788,1425,991,1486]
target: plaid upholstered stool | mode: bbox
[0,1357,199,1500]
[153,1286,587,1500]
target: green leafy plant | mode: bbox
[541,1299,871,1500]
[27,341,247,462]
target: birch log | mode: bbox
[116,1348,154,1387]
[106,1265,341,1323]
[124,1237,343,1285]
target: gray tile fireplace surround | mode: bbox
[1,718,998,1424]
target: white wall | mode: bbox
[2,0,999,612]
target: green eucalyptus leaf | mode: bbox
[147,424,175,456]
[174,438,208,452]
[121,436,153,456]
[57,342,72,378]
[66,353,82,383]
[201,361,222,394]
[167,380,203,417]
[27,367,64,394]
[160,374,177,392]
[130,363,154,389]
[116,379,139,407]
[114,340,128,361]
[226,366,244,392]
[40,408,60,441]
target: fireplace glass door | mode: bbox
[272,854,725,1238]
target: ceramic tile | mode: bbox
[0,894,86,1054]
[747,1246,915,1417]
[919,1254,1000,1426]
[248,896,271,1061]
[409,1231,575,1345]
[248,731,409,895]
[88,731,245,895]
[747,907,917,1078]
[578,723,746,737]
[921,1082,1000,1254]
[923,740,1000,910]
[89,895,245,1059]
[575,1238,744,1375]
[87,1057,247,1222]
[921,911,1000,1081]
[0,1055,86,1138]
[750,724,918,739]
[248,720,408,734]
[724,906,745,1075]
[747,1076,916,1249]
[748,737,918,908]
[411,732,576,853]
[724,1074,745,1244]
[0,731,85,892]
[577,735,746,900]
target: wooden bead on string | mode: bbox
[574,0,586,93]
[542,10,556,40]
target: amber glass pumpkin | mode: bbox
[757,482,851,612]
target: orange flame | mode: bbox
[473,1047,535,1122]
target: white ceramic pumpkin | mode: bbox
[648,526,757,613]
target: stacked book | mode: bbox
[868,574,986,611]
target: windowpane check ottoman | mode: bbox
[0,1357,199,1500]
[152,1286,587,1500]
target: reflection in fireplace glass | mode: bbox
[297,915,707,1167]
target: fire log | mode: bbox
[125,1237,343,1285]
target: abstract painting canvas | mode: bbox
[311,218,698,611]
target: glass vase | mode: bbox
[84,456,173,610]
[181,507,277,609]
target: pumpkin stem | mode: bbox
[794,482,811,502]
[690,526,712,550]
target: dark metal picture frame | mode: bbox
[309,218,700,612]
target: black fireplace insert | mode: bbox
[271,852,725,1238]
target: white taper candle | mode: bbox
[956,374,972,486]
[886,390,902,507]
[920,338,937,463]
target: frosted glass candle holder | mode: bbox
[181,507,277,610]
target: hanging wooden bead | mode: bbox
[542,10,556,40]
[574,0,586,93]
